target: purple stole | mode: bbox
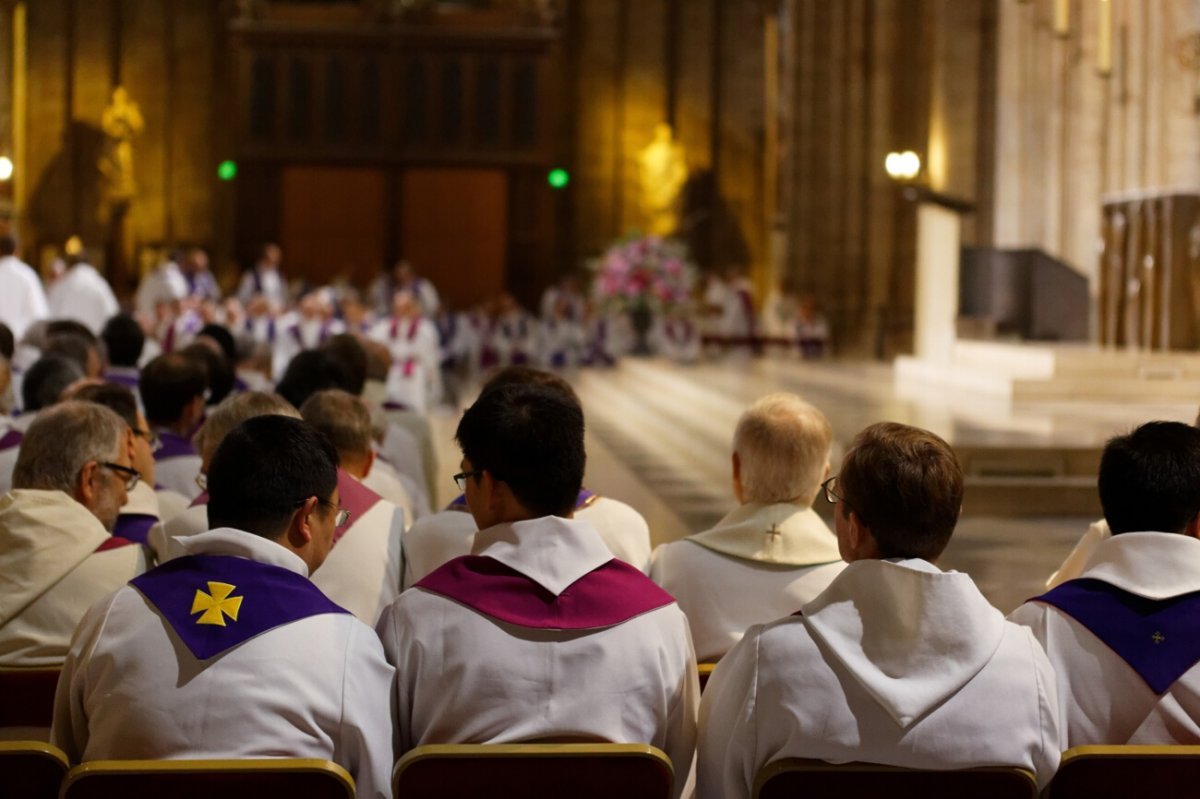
[103,369,140,390]
[388,318,421,376]
[417,555,674,630]
[0,429,23,452]
[131,554,350,660]
[333,470,382,546]
[154,430,195,461]
[445,489,596,514]
[1034,578,1200,694]
[114,513,158,546]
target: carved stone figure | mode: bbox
[637,123,688,237]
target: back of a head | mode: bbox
[734,392,832,505]
[71,382,139,429]
[361,339,392,382]
[456,383,585,517]
[101,314,145,368]
[1099,421,1200,535]
[0,235,16,257]
[300,389,373,460]
[320,334,368,396]
[140,353,207,426]
[194,391,300,464]
[13,401,125,493]
[22,356,84,412]
[198,324,237,365]
[46,319,98,344]
[43,333,96,376]
[207,415,338,539]
[479,365,581,406]
[839,421,963,561]
[276,350,346,410]
[180,342,234,406]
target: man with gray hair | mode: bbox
[650,392,844,661]
[0,401,147,665]
[300,389,408,624]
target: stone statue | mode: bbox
[638,123,688,237]
[99,86,144,206]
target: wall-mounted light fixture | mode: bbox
[0,156,13,182]
[885,150,921,182]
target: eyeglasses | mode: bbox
[133,428,161,453]
[821,475,846,506]
[294,496,351,529]
[100,461,141,491]
[195,472,207,491]
[452,470,481,491]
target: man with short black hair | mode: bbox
[377,384,697,796]
[139,353,206,499]
[43,333,103,379]
[101,314,146,389]
[52,415,394,798]
[699,422,1061,798]
[1012,421,1200,746]
[0,402,145,664]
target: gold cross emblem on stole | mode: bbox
[191,582,244,626]
[1152,631,1165,644]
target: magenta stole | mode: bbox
[417,554,675,630]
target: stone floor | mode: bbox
[429,353,1199,613]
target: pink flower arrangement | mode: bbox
[591,235,696,313]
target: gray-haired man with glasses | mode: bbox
[0,401,148,665]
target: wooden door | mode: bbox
[400,168,508,310]
[280,166,388,288]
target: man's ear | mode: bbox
[1186,512,1200,541]
[731,452,745,504]
[362,448,377,478]
[846,511,879,560]
[286,497,319,549]
[77,461,100,506]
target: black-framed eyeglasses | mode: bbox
[452,470,481,491]
[821,475,846,506]
[295,496,351,529]
[100,461,141,491]
[133,428,161,453]
[195,472,207,491]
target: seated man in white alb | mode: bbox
[52,415,394,798]
[300,389,408,624]
[698,422,1061,798]
[139,353,207,499]
[650,393,844,662]
[153,391,301,558]
[0,402,146,665]
[403,366,652,585]
[377,383,697,796]
[46,249,119,335]
[1011,421,1200,747]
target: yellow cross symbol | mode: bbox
[1152,631,1165,644]
[191,581,243,627]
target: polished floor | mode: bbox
[430,354,1200,613]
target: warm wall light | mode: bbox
[0,156,12,182]
[885,150,921,181]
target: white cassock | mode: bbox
[376,516,698,798]
[650,503,845,662]
[361,461,417,526]
[235,266,288,310]
[1045,518,1111,589]
[306,471,405,626]
[152,431,204,501]
[374,401,437,507]
[46,263,120,335]
[650,317,701,363]
[403,490,653,588]
[0,254,50,339]
[0,490,146,666]
[539,318,586,370]
[721,278,756,344]
[480,311,540,371]
[698,558,1061,799]
[151,496,208,564]
[113,481,166,549]
[1010,531,1200,748]
[135,261,188,320]
[51,527,394,799]
[273,314,347,377]
[370,317,441,414]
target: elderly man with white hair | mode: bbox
[650,392,844,662]
[0,401,147,665]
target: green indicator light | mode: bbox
[547,168,569,189]
[217,160,238,181]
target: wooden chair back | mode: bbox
[0,668,60,728]
[753,757,1038,799]
[0,740,69,799]
[1044,745,1200,798]
[59,758,355,799]
[393,742,674,799]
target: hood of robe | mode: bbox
[687,502,841,566]
[0,489,111,626]
[802,557,1006,728]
